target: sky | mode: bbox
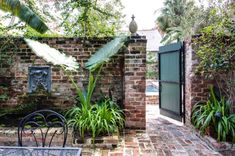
[121,0,164,30]
[121,0,209,31]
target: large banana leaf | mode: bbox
[0,0,48,33]
[24,38,79,71]
[85,36,127,70]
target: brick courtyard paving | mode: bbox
[82,104,225,156]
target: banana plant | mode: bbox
[85,36,127,70]
[0,0,48,33]
[25,36,127,143]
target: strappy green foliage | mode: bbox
[85,36,127,70]
[65,37,127,143]
[192,86,235,143]
[66,98,124,144]
[0,0,48,33]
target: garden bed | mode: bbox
[73,134,121,149]
[0,127,73,146]
[195,131,235,152]
[0,127,121,149]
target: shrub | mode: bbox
[193,2,235,112]
[192,86,235,143]
[146,70,157,79]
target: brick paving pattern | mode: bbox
[82,105,223,156]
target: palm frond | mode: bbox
[85,36,127,70]
[0,0,48,33]
[161,31,178,45]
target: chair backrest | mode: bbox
[18,109,68,147]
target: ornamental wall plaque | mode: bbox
[28,66,51,93]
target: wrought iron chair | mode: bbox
[18,109,68,147]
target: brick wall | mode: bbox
[184,41,218,125]
[185,40,235,124]
[0,36,147,129]
[146,94,159,105]
[0,38,124,109]
[124,36,147,129]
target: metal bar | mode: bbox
[0,146,82,156]
[179,44,182,117]
[160,108,182,122]
[159,42,182,54]
[158,52,162,109]
[182,42,186,123]
[0,146,82,150]
[158,49,180,55]
[159,80,180,84]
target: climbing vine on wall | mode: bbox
[194,4,235,110]
[0,39,17,73]
[0,38,18,102]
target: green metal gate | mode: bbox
[158,42,184,122]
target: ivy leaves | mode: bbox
[194,15,235,77]
[194,2,235,101]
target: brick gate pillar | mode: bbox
[124,36,147,129]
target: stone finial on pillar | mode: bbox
[129,15,138,36]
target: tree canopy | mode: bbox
[156,0,235,44]
[61,0,124,37]
[156,0,199,44]
[0,0,124,37]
